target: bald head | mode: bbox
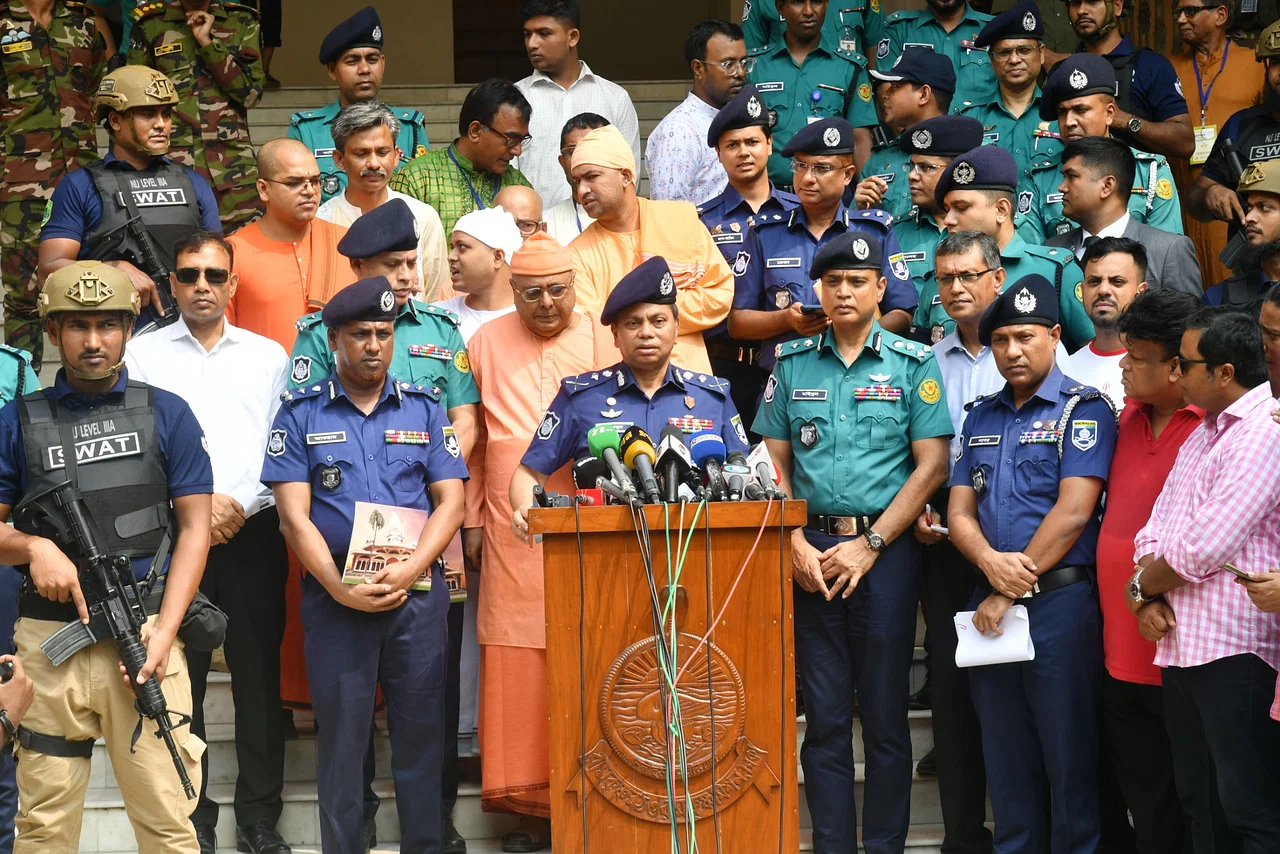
[494,185,544,238]
[258,138,316,181]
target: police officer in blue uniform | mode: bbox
[262,276,467,854]
[732,118,919,377]
[948,273,1117,854]
[288,7,430,203]
[699,84,801,434]
[509,256,750,517]
[753,231,953,854]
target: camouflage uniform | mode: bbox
[127,0,263,234]
[0,0,106,366]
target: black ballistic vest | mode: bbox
[1107,50,1140,118]
[1233,110,1280,166]
[82,159,203,279]
[14,383,170,560]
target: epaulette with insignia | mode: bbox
[131,1,166,23]
[886,333,933,361]
[280,383,324,406]
[221,2,260,17]
[421,302,460,325]
[397,381,440,401]
[0,344,31,364]
[1027,244,1070,266]
[777,336,821,359]
[296,311,323,332]
[852,207,894,230]
[290,110,317,126]
[561,367,618,394]
[964,391,998,411]
[747,43,772,57]
[674,366,731,395]
[395,107,424,121]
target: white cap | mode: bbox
[452,206,523,265]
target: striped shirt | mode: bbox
[388,143,532,234]
[1134,382,1280,671]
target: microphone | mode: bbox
[689,430,729,501]
[595,476,628,504]
[724,451,751,501]
[747,442,785,500]
[655,426,694,503]
[572,456,611,506]
[587,425,639,504]
[620,426,662,504]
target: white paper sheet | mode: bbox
[954,604,1036,667]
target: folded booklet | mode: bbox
[343,501,437,592]
[953,604,1035,667]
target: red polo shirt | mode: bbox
[1097,398,1206,685]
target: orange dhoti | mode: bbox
[479,645,552,816]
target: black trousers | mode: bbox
[923,534,992,854]
[1098,673,1189,854]
[189,507,289,827]
[1163,654,1280,854]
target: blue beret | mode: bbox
[975,0,1044,48]
[706,84,774,147]
[869,46,957,94]
[319,6,383,65]
[600,256,677,325]
[780,117,856,157]
[1039,53,1116,121]
[809,231,884,278]
[934,145,1019,210]
[337,198,419,259]
[978,274,1059,346]
[898,115,985,157]
[322,276,397,328]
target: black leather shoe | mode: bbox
[443,817,467,853]
[236,822,291,854]
[915,746,938,778]
[195,823,217,854]
[364,816,377,852]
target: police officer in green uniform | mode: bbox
[1020,53,1183,243]
[879,0,995,106]
[855,49,957,221]
[741,0,885,58]
[746,0,878,188]
[289,198,479,452]
[884,115,983,339]
[956,0,1063,179]
[935,144,1095,349]
[288,6,429,203]
[753,230,952,854]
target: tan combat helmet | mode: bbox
[1259,19,1280,61]
[1238,158,1280,197]
[95,65,178,116]
[40,262,141,381]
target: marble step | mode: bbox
[255,81,694,110]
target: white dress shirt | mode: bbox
[544,197,595,247]
[644,91,728,204]
[514,61,642,207]
[935,329,1070,470]
[315,188,451,301]
[432,296,517,343]
[125,317,288,516]
[1074,212,1131,260]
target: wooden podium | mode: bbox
[528,500,806,853]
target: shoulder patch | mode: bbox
[131,1,166,22]
[296,311,323,332]
[777,336,821,359]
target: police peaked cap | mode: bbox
[780,117,857,157]
[934,145,1019,211]
[809,231,884,278]
[869,46,957,94]
[337,198,419,259]
[978,274,1059,346]
[898,115,985,158]
[975,0,1044,48]
[1039,53,1116,121]
[319,6,384,65]
[322,276,398,328]
[600,256,677,325]
[706,84,774,147]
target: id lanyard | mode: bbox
[447,146,499,210]
[1193,41,1229,127]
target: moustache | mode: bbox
[360,169,387,179]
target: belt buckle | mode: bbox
[830,516,859,537]
[1020,581,1040,599]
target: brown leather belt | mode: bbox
[805,513,881,537]
[706,342,760,365]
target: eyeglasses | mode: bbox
[265,177,322,192]
[514,219,543,237]
[482,124,532,150]
[1172,4,1217,17]
[1177,355,1211,371]
[705,57,756,74]
[519,284,571,303]
[174,266,231,285]
[936,269,994,287]
[991,45,1039,61]
[792,160,841,178]
[907,162,947,175]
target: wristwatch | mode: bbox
[1127,116,1142,134]
[0,710,18,747]
[1128,565,1151,605]
[866,529,887,552]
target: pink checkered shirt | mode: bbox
[1134,383,1280,677]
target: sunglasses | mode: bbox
[174,267,230,285]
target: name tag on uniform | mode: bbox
[408,344,453,360]
[930,294,942,305]
[713,232,744,244]
[755,82,784,92]
[872,172,895,183]
[385,429,430,445]
[853,385,902,401]
[967,435,1000,447]
[2,40,32,54]
[306,431,347,445]
[983,132,1000,144]
[766,257,802,268]
[155,42,184,56]
[1046,193,1064,204]
[901,252,927,263]
[313,148,335,158]
[792,389,828,401]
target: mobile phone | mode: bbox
[799,304,825,315]
[929,524,950,536]
[1222,562,1255,582]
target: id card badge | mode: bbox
[1191,124,1217,166]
